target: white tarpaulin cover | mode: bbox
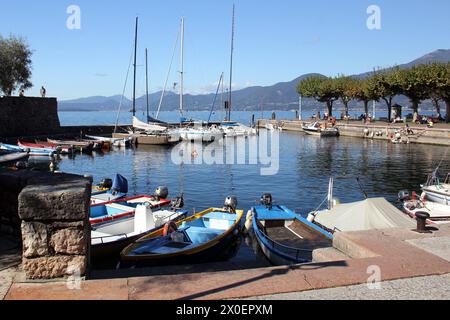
[133,116,167,132]
[314,198,416,232]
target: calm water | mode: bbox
[52,111,450,214]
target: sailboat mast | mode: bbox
[145,48,149,120]
[180,17,185,118]
[132,16,138,118]
[228,4,235,122]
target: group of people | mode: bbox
[18,86,47,98]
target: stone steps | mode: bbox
[312,247,350,263]
[332,232,378,259]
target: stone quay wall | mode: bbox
[0,170,92,280]
[0,97,60,137]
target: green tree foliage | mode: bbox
[353,78,379,116]
[0,35,33,96]
[420,63,450,122]
[334,75,358,117]
[297,75,339,116]
[397,66,429,115]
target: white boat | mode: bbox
[302,122,339,137]
[220,122,257,137]
[403,199,450,224]
[132,116,168,133]
[265,123,282,132]
[421,171,450,206]
[174,124,224,142]
[91,203,188,260]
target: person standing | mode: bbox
[40,86,46,98]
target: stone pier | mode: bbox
[0,170,92,282]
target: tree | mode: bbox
[368,68,401,121]
[397,66,429,115]
[353,78,378,117]
[297,75,339,117]
[0,35,33,96]
[421,63,450,122]
[334,75,358,117]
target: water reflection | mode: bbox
[56,132,450,215]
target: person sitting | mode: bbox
[19,89,25,97]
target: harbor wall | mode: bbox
[0,170,92,280]
[0,97,60,137]
[258,119,450,146]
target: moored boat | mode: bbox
[91,201,188,260]
[420,170,450,206]
[0,150,29,166]
[403,198,450,224]
[47,138,94,153]
[120,196,244,267]
[0,143,54,157]
[248,194,333,265]
[301,122,339,137]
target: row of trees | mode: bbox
[0,35,33,96]
[297,63,450,123]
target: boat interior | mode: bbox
[129,211,237,256]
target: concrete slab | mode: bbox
[407,237,450,262]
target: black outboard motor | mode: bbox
[261,193,273,209]
[224,196,238,213]
[171,194,185,210]
[99,178,113,190]
[154,186,169,201]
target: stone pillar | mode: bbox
[18,173,91,280]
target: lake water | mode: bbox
[54,111,450,215]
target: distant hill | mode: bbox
[59,49,450,113]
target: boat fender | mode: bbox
[163,221,178,237]
[307,213,316,223]
[244,210,254,231]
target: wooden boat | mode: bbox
[91,203,188,260]
[90,194,172,225]
[0,150,29,166]
[302,122,339,137]
[249,194,333,265]
[47,138,93,153]
[0,143,54,157]
[34,141,73,154]
[120,197,244,266]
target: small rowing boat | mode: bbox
[91,202,188,261]
[0,143,54,157]
[120,196,244,267]
[248,194,332,265]
[90,192,172,225]
[47,138,94,153]
[0,150,29,166]
[34,141,73,154]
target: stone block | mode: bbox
[50,228,86,255]
[18,174,91,221]
[21,221,48,258]
[22,256,86,280]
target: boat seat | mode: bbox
[106,203,135,211]
[185,226,223,244]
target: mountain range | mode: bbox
[59,49,450,113]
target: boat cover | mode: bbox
[133,116,167,132]
[112,174,128,193]
[314,198,415,232]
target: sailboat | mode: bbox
[113,17,179,145]
[218,5,257,138]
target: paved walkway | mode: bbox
[247,273,450,300]
[5,224,450,300]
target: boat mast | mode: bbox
[145,48,149,121]
[132,16,138,118]
[179,17,185,118]
[227,4,235,122]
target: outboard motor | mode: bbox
[261,193,273,209]
[224,196,238,213]
[99,178,113,190]
[398,190,410,202]
[171,194,185,210]
[154,186,169,201]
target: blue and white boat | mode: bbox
[0,143,54,157]
[91,174,129,205]
[248,194,333,266]
[121,196,244,266]
[0,150,29,166]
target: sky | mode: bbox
[0,0,449,100]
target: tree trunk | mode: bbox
[433,98,441,117]
[326,101,333,117]
[382,97,393,121]
[411,100,419,114]
[446,99,450,123]
[364,101,369,117]
[344,102,349,117]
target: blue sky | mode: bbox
[0,0,449,100]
